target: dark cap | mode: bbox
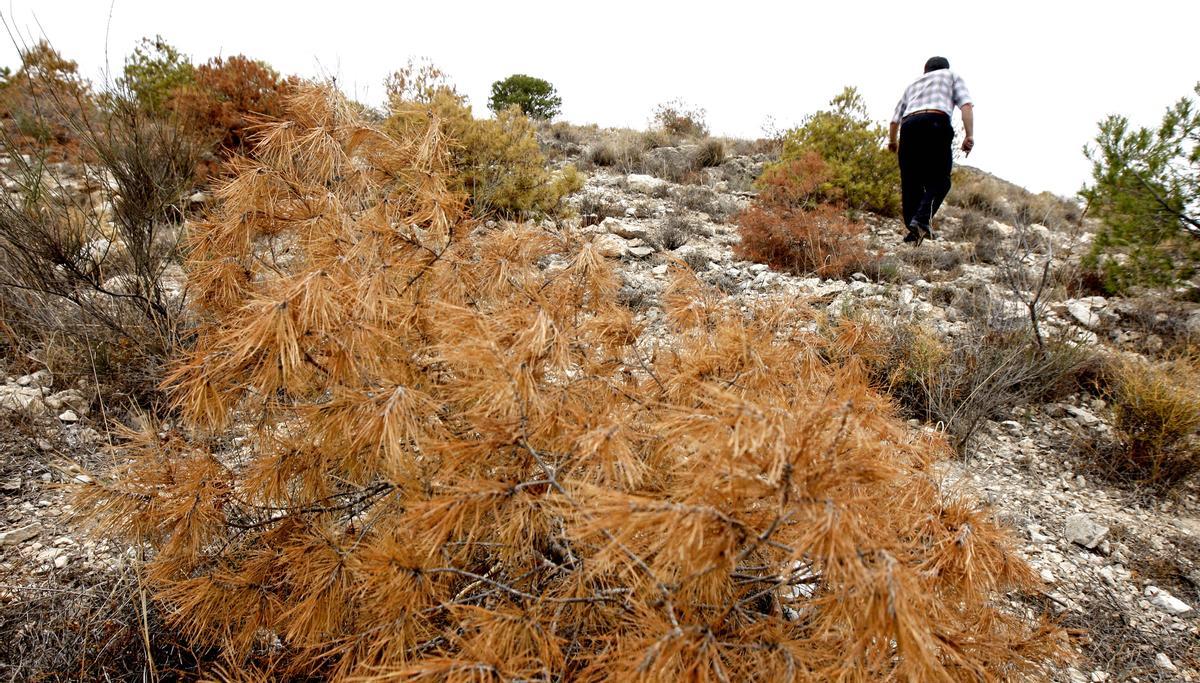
[925,56,950,73]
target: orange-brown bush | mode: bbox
[0,41,94,159]
[78,84,1065,680]
[734,153,874,278]
[169,55,291,157]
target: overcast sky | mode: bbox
[3,1,1198,197]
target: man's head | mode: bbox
[924,56,950,73]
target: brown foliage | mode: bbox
[169,55,291,157]
[735,204,873,280]
[734,152,875,278]
[0,41,94,160]
[78,84,1065,680]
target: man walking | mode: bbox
[888,57,974,245]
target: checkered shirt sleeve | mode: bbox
[891,70,972,124]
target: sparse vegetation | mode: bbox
[0,44,197,402]
[876,323,1093,454]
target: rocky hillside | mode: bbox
[1,132,1198,681]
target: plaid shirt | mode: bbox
[891,69,972,123]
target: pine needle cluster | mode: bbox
[79,84,1065,680]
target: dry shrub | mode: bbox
[650,215,695,251]
[734,153,874,278]
[0,91,197,402]
[878,323,1094,454]
[652,98,709,138]
[77,84,1066,680]
[0,41,94,160]
[735,203,873,279]
[169,55,291,159]
[693,138,726,168]
[1103,357,1200,487]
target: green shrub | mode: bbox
[119,36,194,115]
[1081,83,1200,293]
[488,73,562,120]
[387,76,580,218]
[774,87,900,217]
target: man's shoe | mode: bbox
[907,219,928,246]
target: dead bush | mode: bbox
[735,203,875,278]
[735,151,875,278]
[168,54,292,162]
[76,84,1065,680]
[0,92,197,403]
[880,324,1094,454]
[650,215,694,251]
[651,98,709,138]
[1101,357,1200,487]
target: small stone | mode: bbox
[1090,671,1108,682]
[40,473,52,482]
[53,554,68,569]
[625,174,668,195]
[1154,653,1177,673]
[0,523,41,545]
[651,264,668,276]
[1039,569,1055,583]
[593,233,627,259]
[1027,525,1055,544]
[37,439,52,451]
[628,246,655,259]
[1064,513,1108,549]
[58,410,79,423]
[16,375,32,387]
[1145,586,1192,615]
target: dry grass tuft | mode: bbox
[1101,356,1200,487]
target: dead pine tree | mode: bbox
[78,84,1068,681]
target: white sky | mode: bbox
[3,0,1198,197]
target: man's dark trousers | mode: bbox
[898,111,954,231]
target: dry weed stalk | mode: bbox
[79,84,1065,680]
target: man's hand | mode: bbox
[887,140,898,154]
[961,135,974,156]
